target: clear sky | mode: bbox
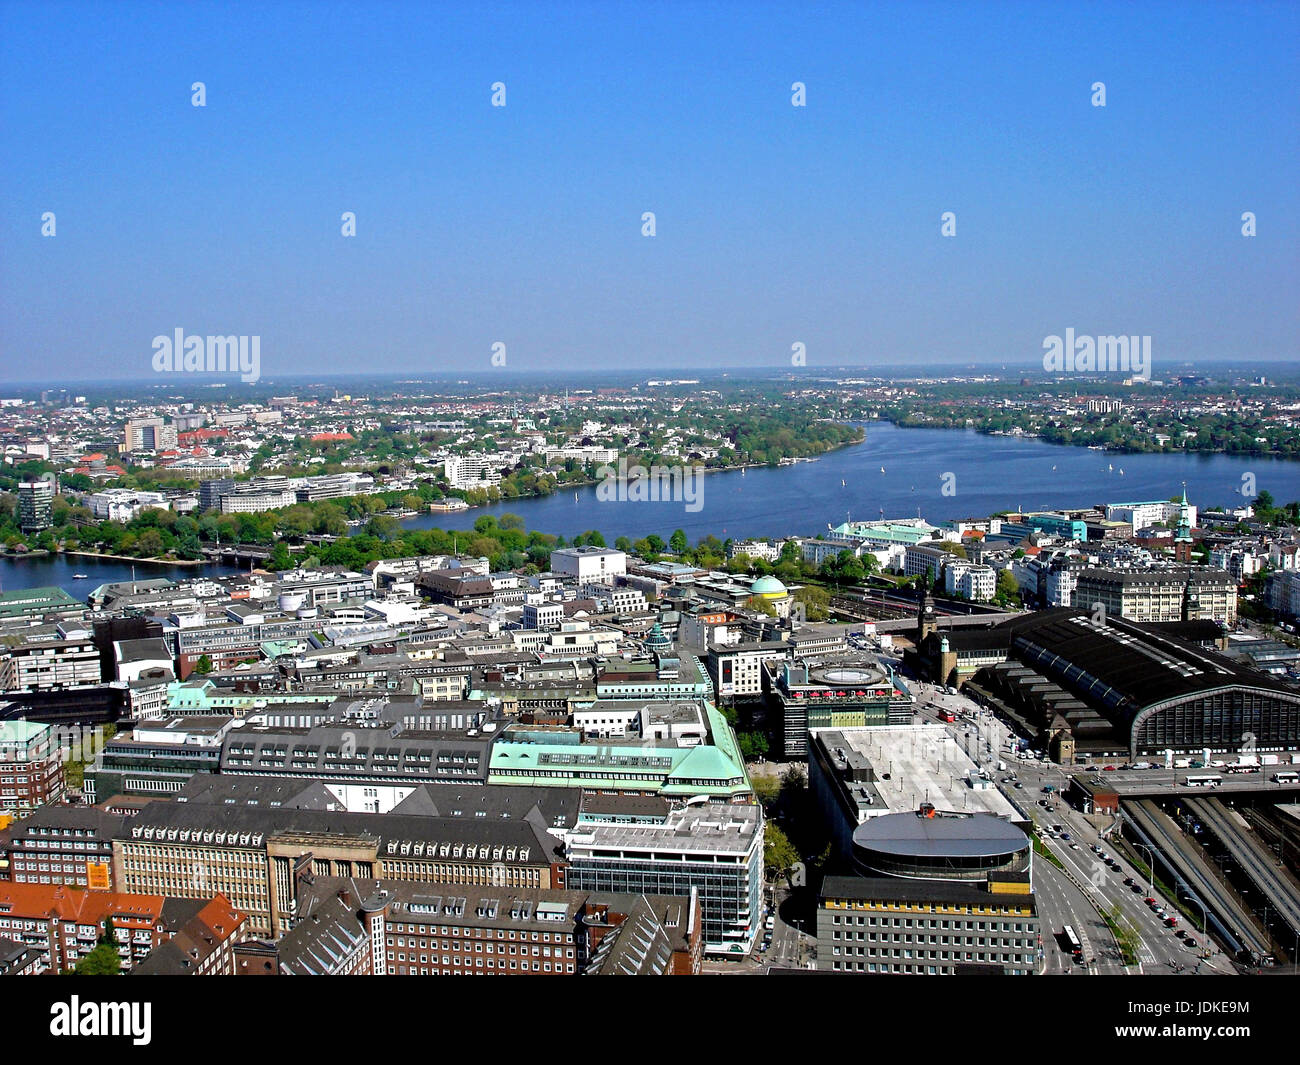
[1,0,1296,382]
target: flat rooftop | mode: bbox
[814,724,1022,823]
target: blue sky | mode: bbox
[1,0,1296,382]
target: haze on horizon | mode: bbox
[1,0,1296,383]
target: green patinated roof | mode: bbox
[487,698,751,798]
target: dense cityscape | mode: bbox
[0,373,1297,985]
[2,0,1295,1046]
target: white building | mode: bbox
[550,547,627,581]
[86,489,170,522]
[1106,499,1197,533]
[943,561,996,601]
[444,454,503,489]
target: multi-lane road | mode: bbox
[902,670,1237,975]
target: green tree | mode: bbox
[793,585,830,621]
[764,822,800,882]
[669,529,689,555]
[194,654,213,675]
[996,570,1020,603]
[738,731,769,761]
[751,774,781,808]
[74,942,121,976]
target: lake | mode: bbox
[398,422,1300,543]
[5,422,1297,595]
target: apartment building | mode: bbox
[133,894,247,975]
[0,720,64,814]
[2,806,127,889]
[0,882,167,973]
[443,454,503,489]
[943,561,996,601]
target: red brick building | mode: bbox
[0,720,65,815]
[0,883,166,972]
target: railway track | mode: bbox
[1124,798,1270,959]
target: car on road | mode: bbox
[1124,876,1134,886]
[1070,843,1081,850]
[1144,897,1156,906]
[1102,765,1117,771]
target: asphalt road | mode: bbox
[904,675,1237,976]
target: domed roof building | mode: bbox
[643,621,672,655]
[749,575,788,600]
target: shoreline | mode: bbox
[62,550,208,568]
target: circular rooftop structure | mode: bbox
[850,809,1031,881]
[818,666,882,686]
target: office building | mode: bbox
[1072,567,1236,625]
[563,805,762,957]
[16,480,53,533]
[550,546,627,581]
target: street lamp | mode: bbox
[1133,842,1156,897]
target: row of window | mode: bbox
[390,956,573,973]
[832,947,1035,962]
[830,961,1032,974]
[830,915,1033,932]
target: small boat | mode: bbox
[573,492,578,501]
[841,479,846,487]
[1119,468,1125,476]
[880,466,886,474]
[72,573,88,579]
[1051,465,1056,471]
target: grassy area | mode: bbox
[1102,905,1142,966]
[1113,842,1207,933]
[1033,834,1065,871]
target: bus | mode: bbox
[1184,774,1223,788]
[1273,770,1300,784]
[1062,926,1082,956]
